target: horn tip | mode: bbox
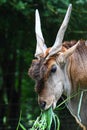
[69,3,72,8]
[35,9,39,15]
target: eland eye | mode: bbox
[51,65,57,73]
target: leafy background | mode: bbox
[0,0,87,130]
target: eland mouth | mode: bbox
[39,98,57,111]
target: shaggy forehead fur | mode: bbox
[28,57,47,93]
[28,56,56,93]
[29,58,45,80]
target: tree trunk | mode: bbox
[1,49,22,130]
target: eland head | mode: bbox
[28,4,79,110]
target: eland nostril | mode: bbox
[40,101,46,109]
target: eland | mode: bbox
[28,4,87,130]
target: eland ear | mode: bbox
[35,9,47,59]
[46,4,72,60]
[58,41,79,63]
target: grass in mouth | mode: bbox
[30,107,60,130]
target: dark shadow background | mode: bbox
[0,0,87,130]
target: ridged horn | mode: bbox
[35,9,47,59]
[46,4,72,60]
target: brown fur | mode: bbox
[28,58,46,93]
[28,58,45,80]
[66,40,87,129]
[69,40,87,91]
[63,40,77,49]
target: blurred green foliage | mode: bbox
[0,0,87,129]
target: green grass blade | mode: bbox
[19,123,26,130]
[16,110,23,130]
[55,114,60,130]
[52,112,57,130]
[45,107,53,130]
